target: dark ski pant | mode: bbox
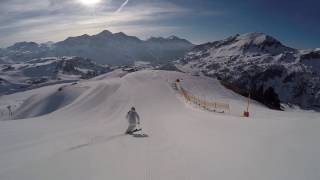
[126,124,137,133]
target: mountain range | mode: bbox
[177,32,320,111]
[0,30,193,65]
[1,31,320,111]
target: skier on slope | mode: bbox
[125,107,141,134]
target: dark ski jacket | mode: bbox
[126,110,140,125]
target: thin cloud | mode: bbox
[116,0,129,13]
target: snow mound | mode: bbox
[12,84,87,120]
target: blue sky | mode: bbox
[0,0,319,48]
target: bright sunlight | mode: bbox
[78,0,101,6]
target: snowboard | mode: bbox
[127,128,141,134]
[132,133,149,138]
[125,129,148,137]
[125,128,141,135]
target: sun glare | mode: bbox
[78,0,101,6]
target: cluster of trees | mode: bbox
[221,81,281,110]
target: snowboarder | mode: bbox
[125,107,141,134]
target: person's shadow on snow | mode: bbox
[66,133,126,152]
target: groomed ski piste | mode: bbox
[0,70,320,180]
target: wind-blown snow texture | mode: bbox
[0,56,110,94]
[0,30,193,65]
[177,33,320,111]
[0,70,319,180]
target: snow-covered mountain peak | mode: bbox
[113,32,126,36]
[7,42,40,51]
[96,30,113,37]
[237,32,273,44]
[79,34,90,38]
[112,32,142,42]
[146,36,192,45]
[235,32,293,52]
[178,32,320,111]
[167,35,180,40]
[213,32,293,55]
[63,33,91,42]
[193,32,294,57]
[147,37,166,42]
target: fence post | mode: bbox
[7,106,12,120]
[244,93,251,117]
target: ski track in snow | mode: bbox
[0,70,320,180]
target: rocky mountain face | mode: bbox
[145,36,194,62]
[177,33,320,111]
[0,56,111,94]
[0,30,193,65]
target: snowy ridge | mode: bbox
[0,70,319,180]
[178,32,320,110]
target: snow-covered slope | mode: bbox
[0,70,319,180]
[0,56,110,94]
[0,30,193,65]
[177,33,320,111]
